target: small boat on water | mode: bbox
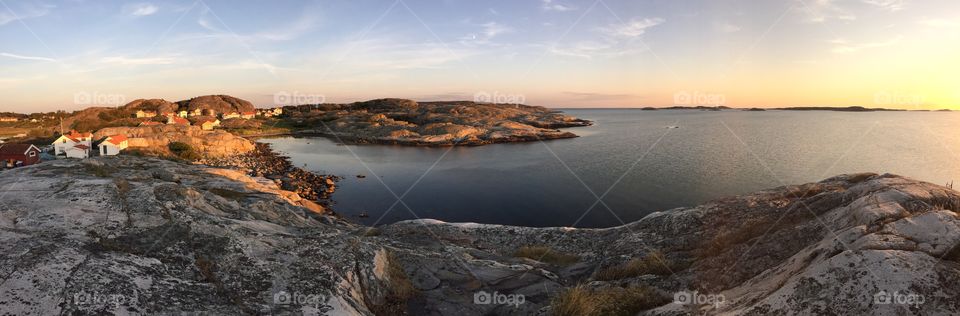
[666,125,680,129]
[358,211,369,218]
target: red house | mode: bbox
[0,143,41,168]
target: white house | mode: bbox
[221,112,241,120]
[65,144,90,159]
[98,135,128,156]
[52,130,93,156]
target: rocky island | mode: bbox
[2,156,958,315]
[282,99,592,146]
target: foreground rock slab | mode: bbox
[1,157,959,315]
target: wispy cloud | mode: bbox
[0,52,56,62]
[0,2,54,25]
[862,0,906,12]
[800,0,857,23]
[717,22,742,33]
[460,22,512,45]
[541,0,576,12]
[100,56,176,65]
[127,3,159,17]
[601,18,665,38]
[831,36,903,53]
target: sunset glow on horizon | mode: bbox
[2,0,959,112]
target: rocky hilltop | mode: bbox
[120,95,255,115]
[1,157,959,315]
[95,125,254,157]
[122,99,179,114]
[178,95,256,114]
[285,99,592,146]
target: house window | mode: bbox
[28,151,36,157]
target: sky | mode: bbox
[1,0,959,112]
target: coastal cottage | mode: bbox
[190,108,203,117]
[221,112,240,120]
[65,144,90,159]
[160,112,176,118]
[97,135,128,156]
[240,111,256,119]
[134,110,157,118]
[178,110,189,118]
[0,143,41,168]
[52,130,93,156]
[167,116,190,125]
[272,108,283,115]
[199,119,220,130]
[0,117,18,122]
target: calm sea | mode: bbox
[260,109,960,228]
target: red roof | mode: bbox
[242,111,255,115]
[170,117,190,125]
[106,135,128,145]
[63,130,92,142]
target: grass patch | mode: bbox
[513,246,579,266]
[208,188,249,200]
[550,285,669,316]
[84,164,115,177]
[594,251,679,281]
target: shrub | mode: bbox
[168,142,201,161]
[513,246,579,266]
[550,285,669,316]
[594,251,680,281]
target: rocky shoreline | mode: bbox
[200,143,341,204]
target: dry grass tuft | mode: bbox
[513,246,579,266]
[550,285,669,316]
[594,251,679,281]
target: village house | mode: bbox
[0,117,18,122]
[272,108,283,116]
[134,110,157,118]
[198,119,220,130]
[221,112,241,120]
[52,130,93,156]
[178,110,189,118]
[240,111,256,119]
[0,143,41,168]
[190,108,203,117]
[66,144,90,159]
[167,116,190,125]
[160,111,176,118]
[97,135,128,156]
